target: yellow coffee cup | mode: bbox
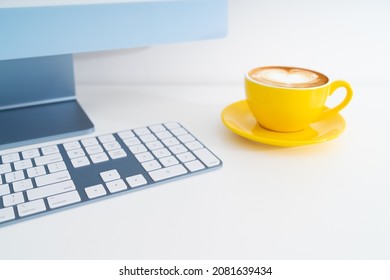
[245,66,353,132]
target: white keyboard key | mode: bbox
[34,153,63,166]
[98,134,116,143]
[149,164,187,182]
[148,124,166,133]
[1,153,20,164]
[106,179,127,193]
[47,161,67,173]
[13,159,33,171]
[90,152,109,164]
[67,148,85,159]
[126,174,147,188]
[12,179,33,192]
[152,148,171,159]
[5,170,25,183]
[135,152,154,163]
[0,184,10,196]
[123,137,141,147]
[17,199,46,217]
[103,141,121,151]
[85,184,107,199]
[133,127,150,136]
[142,160,162,172]
[85,144,104,155]
[139,134,157,143]
[27,180,75,201]
[184,160,205,172]
[63,141,81,151]
[155,131,173,140]
[22,149,40,159]
[108,149,127,159]
[35,170,71,187]
[3,192,25,207]
[81,137,98,147]
[164,122,181,129]
[47,190,81,209]
[159,156,179,167]
[162,137,180,147]
[177,134,195,143]
[0,207,15,223]
[176,152,196,163]
[193,148,221,167]
[26,166,46,178]
[0,163,12,175]
[129,144,147,154]
[117,130,135,139]
[41,145,59,155]
[71,156,90,168]
[185,141,204,150]
[145,140,164,150]
[100,169,120,182]
[170,127,188,136]
[169,144,188,155]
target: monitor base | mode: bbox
[0,100,94,150]
[0,55,94,151]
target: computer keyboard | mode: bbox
[0,122,222,227]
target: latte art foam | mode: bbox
[249,66,328,88]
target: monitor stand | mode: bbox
[0,55,94,150]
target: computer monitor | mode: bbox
[0,0,227,150]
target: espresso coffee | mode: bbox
[249,66,329,88]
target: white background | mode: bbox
[74,0,390,87]
[1,0,390,263]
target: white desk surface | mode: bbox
[0,83,389,260]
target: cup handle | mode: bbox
[321,80,353,119]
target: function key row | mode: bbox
[0,122,183,165]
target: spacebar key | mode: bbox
[149,164,187,182]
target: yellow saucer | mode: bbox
[221,100,346,147]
